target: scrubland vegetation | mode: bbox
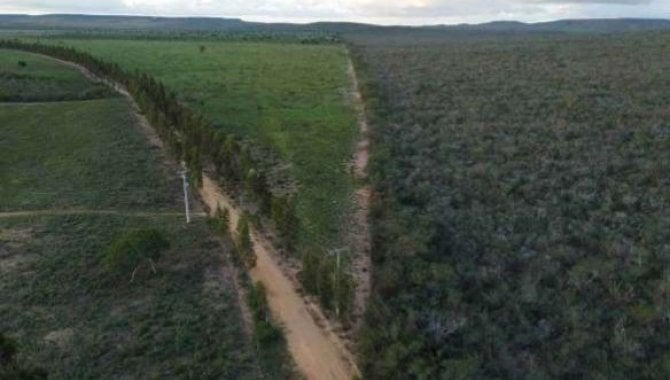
[0,49,111,101]
[351,31,670,378]
[0,50,290,378]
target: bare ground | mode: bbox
[346,59,372,333]
[201,178,360,380]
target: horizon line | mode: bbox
[2,12,670,28]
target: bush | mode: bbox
[0,333,46,380]
[215,205,230,233]
[235,213,256,268]
[0,333,17,366]
[17,60,26,68]
[102,228,170,281]
[248,283,282,344]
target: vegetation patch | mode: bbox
[0,57,291,378]
[351,31,670,378]
[0,98,178,211]
[102,228,170,282]
[0,49,112,101]
[0,215,262,378]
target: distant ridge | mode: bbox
[1,14,670,34]
[0,14,247,30]
[444,18,670,33]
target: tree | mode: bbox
[0,333,46,380]
[215,205,230,233]
[102,229,170,282]
[271,195,298,250]
[236,213,256,268]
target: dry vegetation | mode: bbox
[351,31,670,378]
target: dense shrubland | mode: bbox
[351,31,670,378]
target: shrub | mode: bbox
[236,213,256,268]
[0,333,46,380]
[248,283,282,344]
[215,205,230,233]
[102,228,170,281]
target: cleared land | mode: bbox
[352,31,670,378]
[0,98,178,211]
[0,49,111,101]
[46,39,359,252]
[0,52,287,378]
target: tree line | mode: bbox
[0,39,299,250]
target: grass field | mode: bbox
[44,39,359,251]
[0,99,178,211]
[0,51,290,378]
[352,31,670,378]
[0,49,111,101]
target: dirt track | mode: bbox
[0,209,204,219]
[200,178,360,380]
[347,59,372,331]
[40,54,361,379]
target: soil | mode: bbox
[201,178,361,380]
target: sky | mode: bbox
[1,0,669,25]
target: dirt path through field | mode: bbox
[347,59,372,332]
[0,209,204,219]
[200,178,360,380]
[38,53,361,380]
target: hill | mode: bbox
[1,14,670,34]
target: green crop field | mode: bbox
[351,31,670,378]
[0,99,177,211]
[0,51,290,378]
[43,39,359,252]
[0,49,111,101]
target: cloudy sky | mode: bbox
[1,0,669,25]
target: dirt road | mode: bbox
[200,178,360,380]
[38,53,361,380]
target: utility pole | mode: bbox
[329,247,347,318]
[179,162,191,223]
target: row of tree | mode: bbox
[0,39,299,249]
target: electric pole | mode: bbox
[329,247,347,318]
[179,162,191,223]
